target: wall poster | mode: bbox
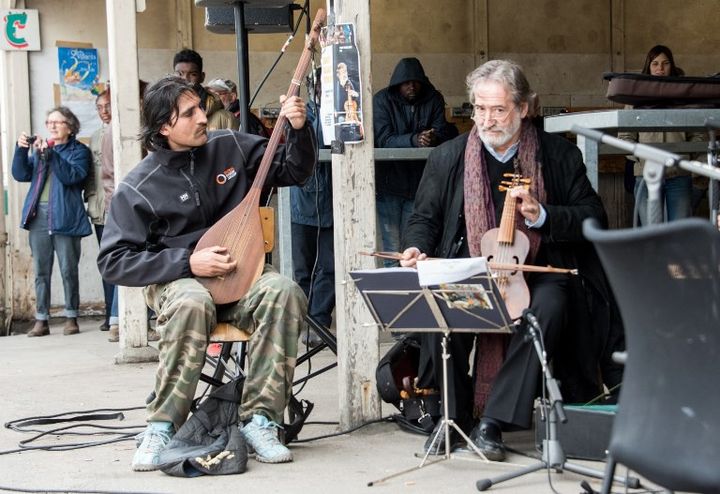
[319,23,364,145]
[56,45,104,139]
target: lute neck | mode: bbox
[497,188,517,244]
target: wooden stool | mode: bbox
[200,322,252,388]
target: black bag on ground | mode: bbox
[159,378,248,477]
[376,335,440,435]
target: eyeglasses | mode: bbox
[45,120,68,127]
[471,104,516,123]
[96,104,111,112]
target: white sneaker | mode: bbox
[131,422,174,471]
[240,414,292,463]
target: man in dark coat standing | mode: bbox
[373,58,458,264]
[400,60,623,460]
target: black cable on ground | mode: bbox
[1,407,145,456]
[0,486,167,494]
[292,416,396,444]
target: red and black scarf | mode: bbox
[463,119,547,415]
[463,118,546,263]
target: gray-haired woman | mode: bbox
[12,106,92,336]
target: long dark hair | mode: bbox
[140,76,196,151]
[641,45,681,76]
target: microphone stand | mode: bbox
[706,118,719,226]
[476,310,640,492]
[572,125,720,226]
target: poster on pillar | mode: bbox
[56,45,104,139]
[319,23,364,145]
[0,10,41,51]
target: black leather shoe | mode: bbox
[423,419,463,455]
[470,421,506,461]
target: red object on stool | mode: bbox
[207,342,222,358]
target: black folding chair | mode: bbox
[583,218,720,494]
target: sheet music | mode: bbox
[416,257,488,286]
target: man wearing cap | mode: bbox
[207,78,238,113]
[207,77,270,137]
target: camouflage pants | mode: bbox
[144,264,306,429]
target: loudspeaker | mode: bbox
[204,5,294,34]
[534,404,616,461]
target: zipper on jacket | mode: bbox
[180,151,205,227]
[21,151,45,227]
[187,151,201,207]
[46,152,53,234]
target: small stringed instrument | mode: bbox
[194,9,326,304]
[344,87,359,123]
[480,173,532,319]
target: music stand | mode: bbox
[351,258,515,484]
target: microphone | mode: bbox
[522,308,541,333]
[522,308,567,423]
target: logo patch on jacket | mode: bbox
[179,192,190,202]
[216,166,237,185]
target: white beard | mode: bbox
[477,112,522,151]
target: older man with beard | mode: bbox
[399,60,621,461]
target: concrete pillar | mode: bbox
[330,0,381,429]
[105,0,157,363]
[175,0,193,50]
[0,0,34,329]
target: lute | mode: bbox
[194,9,326,304]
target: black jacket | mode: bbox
[403,130,624,401]
[373,58,457,198]
[98,126,316,287]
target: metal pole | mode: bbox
[233,2,249,132]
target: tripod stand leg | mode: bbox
[564,461,639,488]
[418,419,450,465]
[476,461,546,491]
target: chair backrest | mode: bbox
[583,218,720,493]
[259,206,274,253]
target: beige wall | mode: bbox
[26,0,720,119]
[624,0,720,75]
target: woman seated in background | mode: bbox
[619,44,705,226]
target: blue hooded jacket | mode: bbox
[12,137,92,237]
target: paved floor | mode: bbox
[0,317,649,494]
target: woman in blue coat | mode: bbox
[12,106,92,337]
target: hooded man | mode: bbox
[372,57,458,264]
